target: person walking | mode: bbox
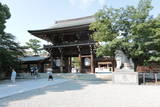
[34,67,39,79]
[30,66,34,76]
[11,69,16,83]
[47,68,53,81]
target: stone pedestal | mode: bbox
[113,50,138,84]
[112,72,138,85]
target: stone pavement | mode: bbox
[1,80,160,107]
[0,78,69,99]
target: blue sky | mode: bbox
[1,0,160,46]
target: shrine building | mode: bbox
[28,16,115,73]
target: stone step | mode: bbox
[17,73,112,81]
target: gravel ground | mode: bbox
[0,80,160,107]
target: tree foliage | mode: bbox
[0,33,23,71]
[0,3,23,76]
[72,57,80,68]
[0,3,10,34]
[90,0,160,68]
[25,39,42,55]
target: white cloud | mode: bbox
[68,0,106,9]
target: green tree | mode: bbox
[25,39,42,55]
[90,0,160,69]
[72,57,80,68]
[0,3,10,34]
[131,15,160,66]
[0,33,23,72]
[0,2,23,77]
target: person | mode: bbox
[47,68,53,81]
[11,69,16,83]
[34,67,39,79]
[30,67,34,76]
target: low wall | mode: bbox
[112,72,139,85]
[17,73,112,81]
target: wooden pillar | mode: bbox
[59,48,63,73]
[64,57,68,73]
[67,57,70,73]
[77,46,82,73]
[112,60,115,72]
[68,57,72,73]
[41,63,44,72]
[27,64,30,72]
[60,54,63,73]
[70,57,72,72]
[50,47,54,70]
[51,56,53,69]
[38,62,44,73]
[90,45,95,73]
[91,53,95,73]
[79,54,82,73]
[37,63,40,72]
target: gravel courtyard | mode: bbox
[0,80,160,107]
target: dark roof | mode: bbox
[19,56,49,62]
[28,16,95,34]
[51,16,95,29]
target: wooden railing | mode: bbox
[137,66,160,72]
[137,66,160,84]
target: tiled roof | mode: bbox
[28,16,95,33]
[49,16,95,29]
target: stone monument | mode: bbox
[115,50,134,71]
[112,50,138,84]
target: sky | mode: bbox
[0,0,160,46]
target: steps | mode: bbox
[17,73,112,81]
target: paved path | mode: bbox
[0,78,69,99]
[1,80,160,107]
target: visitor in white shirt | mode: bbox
[11,69,16,83]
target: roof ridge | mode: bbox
[55,15,94,24]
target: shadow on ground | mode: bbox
[0,78,111,107]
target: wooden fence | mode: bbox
[137,66,160,72]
